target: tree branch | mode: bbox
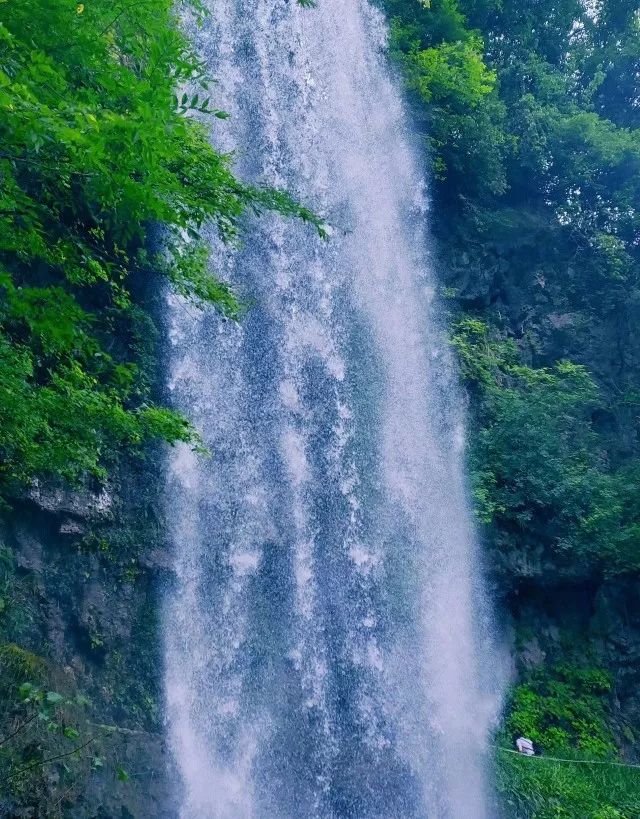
[6,737,95,780]
[0,712,38,748]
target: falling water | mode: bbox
[164,1,501,817]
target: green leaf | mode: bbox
[116,766,130,782]
[19,682,35,701]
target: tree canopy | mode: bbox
[0,0,321,502]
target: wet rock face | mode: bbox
[27,481,114,521]
[0,459,177,817]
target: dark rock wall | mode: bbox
[0,456,177,818]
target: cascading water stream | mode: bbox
[164,1,502,816]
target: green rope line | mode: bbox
[498,747,640,771]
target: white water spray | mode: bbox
[164,1,501,816]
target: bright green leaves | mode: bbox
[402,36,496,107]
[161,243,240,317]
[1,339,121,487]
[3,283,88,356]
[388,0,508,195]
[0,264,193,490]
[496,667,640,819]
[0,0,322,501]
[498,750,640,819]
[507,666,616,759]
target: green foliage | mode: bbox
[506,665,616,758]
[0,621,141,813]
[389,7,508,195]
[0,640,95,813]
[386,8,640,799]
[497,750,640,819]
[0,0,321,501]
[400,35,496,107]
[386,0,640,358]
[0,643,46,683]
[495,666,640,817]
[451,319,640,575]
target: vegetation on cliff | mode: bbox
[386,0,640,815]
[0,0,324,813]
[0,0,320,503]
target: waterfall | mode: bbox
[164,0,501,816]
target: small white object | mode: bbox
[516,737,535,756]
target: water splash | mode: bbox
[164,1,502,816]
